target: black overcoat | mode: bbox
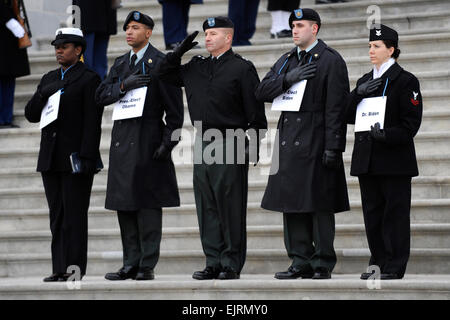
[255,39,350,214]
[0,0,30,78]
[24,61,103,172]
[95,43,184,211]
[346,62,422,177]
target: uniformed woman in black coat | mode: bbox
[346,24,423,280]
[25,28,103,282]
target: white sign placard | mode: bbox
[111,87,147,121]
[271,80,307,112]
[40,90,61,129]
[354,96,387,132]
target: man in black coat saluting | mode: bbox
[256,8,350,280]
[96,11,184,281]
[157,17,267,280]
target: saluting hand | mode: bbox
[121,69,151,92]
[356,78,383,97]
[173,31,199,59]
[284,63,317,88]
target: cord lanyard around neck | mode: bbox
[60,64,75,94]
[382,78,389,97]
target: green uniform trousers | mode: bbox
[117,208,162,269]
[283,212,337,272]
[193,137,249,273]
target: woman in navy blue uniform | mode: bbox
[346,24,423,280]
[25,28,103,282]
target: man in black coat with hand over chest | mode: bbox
[256,9,350,280]
[95,11,184,281]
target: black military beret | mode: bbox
[289,8,321,30]
[51,27,86,52]
[123,11,155,31]
[202,16,234,31]
[369,24,398,47]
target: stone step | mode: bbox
[26,35,450,74]
[0,223,449,255]
[11,84,450,131]
[1,274,449,300]
[1,198,449,233]
[0,248,448,277]
[1,153,448,190]
[15,60,450,97]
[3,100,450,150]
[116,0,450,21]
[0,176,448,210]
[35,3,450,51]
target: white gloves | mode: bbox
[6,18,25,38]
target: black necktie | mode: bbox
[299,50,307,65]
[130,54,137,69]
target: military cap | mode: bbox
[289,8,321,30]
[123,11,155,31]
[369,24,398,47]
[51,27,86,51]
[202,16,234,31]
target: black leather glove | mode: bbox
[39,80,66,99]
[356,78,383,97]
[322,150,342,169]
[370,122,386,142]
[121,69,151,92]
[153,144,171,160]
[172,31,199,59]
[284,63,317,88]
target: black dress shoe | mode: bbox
[58,273,84,282]
[192,266,221,280]
[43,273,63,282]
[381,273,403,280]
[360,272,376,280]
[135,267,154,280]
[312,267,332,279]
[274,265,314,279]
[105,266,138,281]
[270,29,292,39]
[218,267,240,280]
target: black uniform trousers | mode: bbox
[193,137,249,273]
[41,171,94,276]
[358,175,412,277]
[283,212,337,272]
[117,208,162,269]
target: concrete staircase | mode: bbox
[0,0,449,299]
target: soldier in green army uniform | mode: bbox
[158,17,267,280]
